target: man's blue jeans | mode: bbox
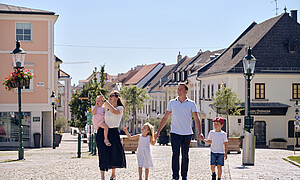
[171,133,192,179]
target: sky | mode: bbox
[1,0,299,85]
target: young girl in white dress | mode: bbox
[123,122,156,180]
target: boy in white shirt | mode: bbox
[201,117,228,180]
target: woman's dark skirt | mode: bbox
[96,127,126,171]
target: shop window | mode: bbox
[0,112,31,143]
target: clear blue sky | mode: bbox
[2,0,299,85]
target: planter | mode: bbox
[10,79,30,88]
[55,133,62,147]
[33,133,41,148]
[228,137,241,154]
[269,141,287,149]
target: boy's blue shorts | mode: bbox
[210,152,225,166]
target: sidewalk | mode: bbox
[0,133,299,179]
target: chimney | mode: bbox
[291,10,298,22]
[177,51,182,63]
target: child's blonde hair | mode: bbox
[144,122,154,141]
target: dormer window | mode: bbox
[182,71,185,81]
[173,73,176,81]
[177,72,180,82]
[289,43,297,53]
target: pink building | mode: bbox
[0,4,58,147]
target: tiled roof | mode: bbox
[198,13,300,77]
[104,69,139,90]
[125,63,161,85]
[0,3,55,15]
[186,49,225,73]
[174,56,194,73]
[145,64,176,91]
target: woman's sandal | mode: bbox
[104,139,112,146]
[109,176,116,180]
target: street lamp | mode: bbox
[50,91,56,149]
[242,47,256,132]
[11,40,26,160]
[242,46,257,166]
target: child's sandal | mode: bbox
[104,139,111,146]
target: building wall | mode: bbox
[0,12,58,147]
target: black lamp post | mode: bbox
[50,91,56,149]
[11,40,26,160]
[295,100,299,147]
[242,47,256,133]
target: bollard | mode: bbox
[88,133,92,152]
[93,133,97,155]
[77,133,81,158]
[90,134,94,155]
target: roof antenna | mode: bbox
[271,0,279,15]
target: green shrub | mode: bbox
[270,138,287,142]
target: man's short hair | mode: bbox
[178,83,188,91]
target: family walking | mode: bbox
[92,83,228,180]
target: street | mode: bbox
[0,133,299,180]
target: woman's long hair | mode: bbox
[112,90,125,108]
[144,122,154,142]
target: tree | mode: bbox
[69,65,108,129]
[120,85,149,134]
[212,87,243,137]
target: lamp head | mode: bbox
[242,46,257,75]
[11,40,26,68]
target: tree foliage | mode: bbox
[120,85,150,134]
[212,87,243,136]
[69,65,108,129]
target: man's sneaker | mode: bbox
[211,172,216,180]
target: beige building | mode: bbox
[0,4,58,147]
[194,12,300,147]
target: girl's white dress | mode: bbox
[137,134,154,169]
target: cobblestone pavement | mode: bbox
[0,133,299,180]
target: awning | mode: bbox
[241,102,290,116]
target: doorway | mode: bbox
[254,121,267,147]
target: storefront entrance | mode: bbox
[254,121,267,147]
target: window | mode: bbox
[255,83,265,99]
[16,23,32,41]
[177,72,180,82]
[202,87,205,98]
[173,73,176,81]
[182,72,185,81]
[211,84,214,97]
[207,85,210,99]
[292,83,300,99]
[218,84,221,90]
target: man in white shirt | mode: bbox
[154,83,203,180]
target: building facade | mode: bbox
[0,4,58,147]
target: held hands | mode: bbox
[154,132,159,140]
[123,127,128,132]
[198,133,204,141]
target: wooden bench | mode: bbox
[120,135,138,154]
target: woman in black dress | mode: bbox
[96,91,126,180]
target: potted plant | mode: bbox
[269,138,287,149]
[2,68,34,91]
[54,116,67,147]
[33,132,41,148]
